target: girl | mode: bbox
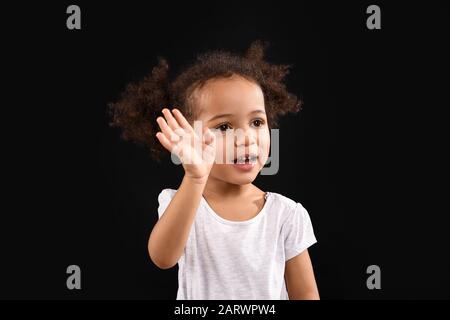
[109,40,319,300]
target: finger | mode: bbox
[157,116,180,142]
[203,128,216,146]
[155,131,174,152]
[173,127,187,137]
[172,108,194,132]
[162,108,181,131]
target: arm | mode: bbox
[148,175,206,269]
[284,249,320,300]
[147,108,216,270]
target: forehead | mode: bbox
[194,75,265,120]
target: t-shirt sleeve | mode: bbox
[157,188,176,219]
[283,202,317,261]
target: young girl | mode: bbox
[109,40,319,300]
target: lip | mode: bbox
[232,154,258,171]
[233,162,256,171]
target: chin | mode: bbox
[210,164,260,185]
[226,167,261,185]
[229,174,258,185]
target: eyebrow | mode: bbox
[207,109,266,123]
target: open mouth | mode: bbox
[233,154,258,165]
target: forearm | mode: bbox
[288,290,320,300]
[148,175,206,269]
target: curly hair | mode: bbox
[108,40,302,162]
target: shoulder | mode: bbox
[267,191,299,211]
[158,188,177,202]
[266,192,308,224]
[156,188,178,218]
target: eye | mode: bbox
[216,123,232,132]
[251,118,265,128]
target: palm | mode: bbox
[177,133,215,178]
[156,108,216,180]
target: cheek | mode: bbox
[213,135,233,164]
[257,129,271,156]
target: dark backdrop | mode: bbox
[2,1,449,299]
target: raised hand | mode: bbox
[156,108,216,183]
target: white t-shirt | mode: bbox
[157,188,317,300]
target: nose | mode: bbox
[234,129,257,147]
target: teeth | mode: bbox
[234,155,257,164]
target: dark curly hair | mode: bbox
[108,40,302,162]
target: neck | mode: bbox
[203,176,254,199]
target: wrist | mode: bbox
[183,174,208,186]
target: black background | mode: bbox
[2,1,449,299]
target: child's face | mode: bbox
[194,75,270,185]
